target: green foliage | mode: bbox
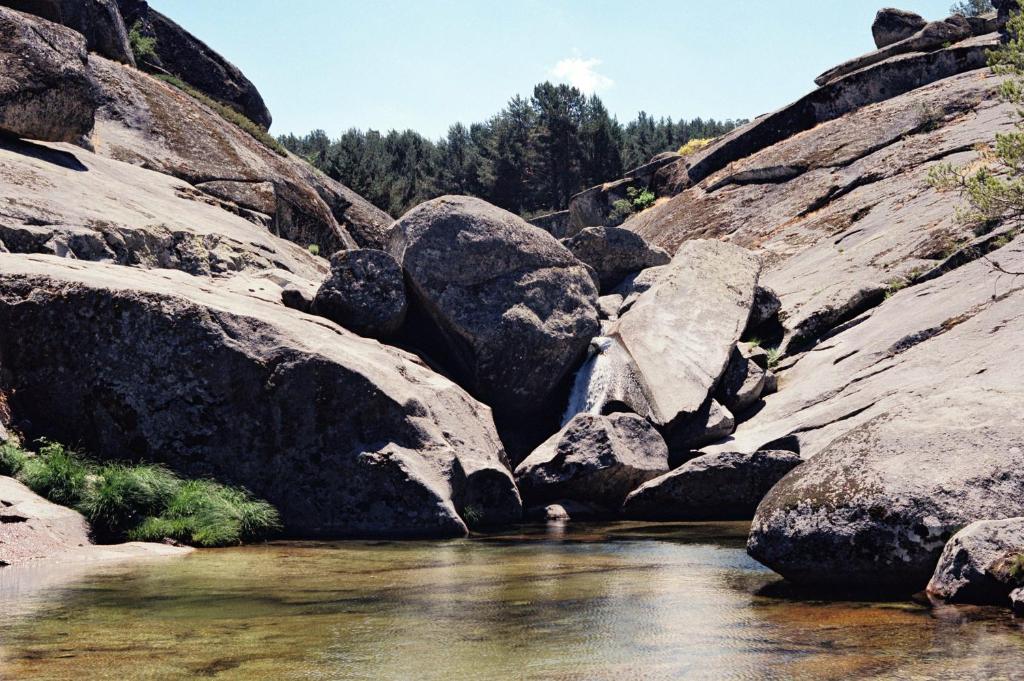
[128,21,157,63]
[928,11,1024,227]
[949,0,994,16]
[1006,553,1024,582]
[278,85,746,217]
[19,441,89,507]
[461,504,484,529]
[626,186,656,211]
[2,440,280,548]
[153,74,287,157]
[608,199,634,226]
[307,244,320,256]
[765,347,782,370]
[678,137,713,156]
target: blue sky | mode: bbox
[151,0,958,139]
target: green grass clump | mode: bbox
[307,244,321,256]
[765,347,782,370]
[0,440,280,548]
[153,74,288,157]
[128,21,158,63]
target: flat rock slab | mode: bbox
[0,254,522,537]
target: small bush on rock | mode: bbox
[0,441,28,476]
[678,137,713,156]
[128,21,157,63]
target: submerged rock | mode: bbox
[927,518,1024,605]
[312,249,407,339]
[390,196,599,414]
[0,255,522,537]
[0,6,98,143]
[514,413,669,508]
[562,225,670,293]
[623,450,801,520]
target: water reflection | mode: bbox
[0,521,1022,680]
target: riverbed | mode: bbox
[1,522,1022,680]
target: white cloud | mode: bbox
[549,56,613,94]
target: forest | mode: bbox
[279,82,745,217]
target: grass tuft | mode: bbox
[19,441,89,507]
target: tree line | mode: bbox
[279,82,745,217]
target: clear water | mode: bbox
[1,521,1022,680]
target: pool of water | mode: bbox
[1,521,1022,680]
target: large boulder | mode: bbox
[872,8,927,48]
[715,345,767,415]
[116,0,271,128]
[562,226,670,293]
[0,6,98,143]
[1,0,135,65]
[312,249,407,339]
[514,413,669,508]
[0,254,522,537]
[623,450,801,520]
[389,196,600,414]
[927,518,1024,605]
[614,239,761,431]
[748,393,1024,591]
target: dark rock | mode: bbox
[597,294,623,319]
[566,153,681,232]
[623,450,802,520]
[0,6,98,143]
[514,413,669,508]
[1012,588,1024,615]
[0,255,522,537]
[748,396,1024,591]
[747,285,782,332]
[529,210,572,238]
[927,518,1024,605]
[872,8,927,48]
[1,0,135,65]
[614,265,665,315]
[389,196,599,414]
[965,13,999,35]
[715,346,767,415]
[281,283,313,312]
[312,249,407,339]
[664,398,735,452]
[562,226,670,293]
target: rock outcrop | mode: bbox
[514,413,669,509]
[872,8,927,48]
[623,450,801,521]
[116,0,271,128]
[927,518,1024,605]
[0,6,98,143]
[562,226,670,293]
[312,249,407,339]
[1,0,135,65]
[389,196,600,415]
[0,255,522,537]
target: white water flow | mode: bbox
[562,336,652,426]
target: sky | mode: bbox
[150,0,959,139]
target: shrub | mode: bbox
[0,441,28,476]
[19,441,89,507]
[608,199,634,226]
[949,0,994,17]
[153,74,288,157]
[765,347,782,370]
[626,186,656,212]
[308,244,321,256]
[678,137,713,156]
[128,21,157,63]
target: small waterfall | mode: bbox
[562,336,652,426]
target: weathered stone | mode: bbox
[0,7,98,143]
[529,210,571,238]
[514,413,669,508]
[88,56,390,253]
[116,0,271,128]
[312,249,407,339]
[623,450,801,520]
[747,285,782,332]
[664,399,736,452]
[1012,588,1024,616]
[748,391,1024,591]
[525,499,608,522]
[927,518,1024,605]
[281,282,313,312]
[614,239,761,429]
[614,265,665,315]
[0,254,522,537]
[597,294,623,319]
[563,225,670,293]
[389,196,599,414]
[715,346,767,415]
[1,0,135,65]
[872,8,927,48]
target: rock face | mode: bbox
[927,518,1024,605]
[614,239,760,430]
[623,450,801,521]
[389,196,600,414]
[116,0,271,128]
[88,55,391,253]
[312,249,407,339]
[0,7,98,143]
[514,413,669,508]
[1,0,135,65]
[0,255,522,537]
[715,345,767,415]
[748,391,1024,591]
[562,226,670,293]
[872,8,928,49]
